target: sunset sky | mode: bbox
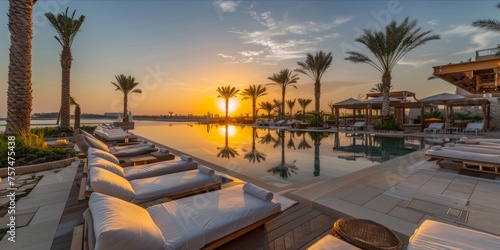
[1,0,499,118]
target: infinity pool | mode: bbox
[133,121,432,188]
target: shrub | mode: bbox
[372,119,403,131]
[308,115,324,127]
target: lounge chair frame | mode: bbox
[432,156,500,174]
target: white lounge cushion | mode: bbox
[130,170,221,204]
[426,149,500,164]
[146,184,281,249]
[197,165,214,176]
[88,193,166,250]
[408,220,500,249]
[307,234,360,249]
[88,148,120,165]
[123,158,198,180]
[89,167,136,202]
[83,134,110,152]
[88,157,126,178]
[243,183,273,201]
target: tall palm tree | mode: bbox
[216,85,239,122]
[345,17,439,119]
[296,51,333,118]
[297,98,312,121]
[273,99,282,118]
[241,84,267,123]
[370,83,394,93]
[111,74,142,122]
[267,69,299,120]
[259,101,275,121]
[472,3,500,55]
[286,99,296,119]
[45,8,85,129]
[6,0,36,135]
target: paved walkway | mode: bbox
[0,161,79,250]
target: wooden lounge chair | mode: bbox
[462,122,485,136]
[88,165,222,204]
[426,146,500,174]
[347,121,365,131]
[75,134,159,157]
[424,122,444,134]
[408,220,500,249]
[78,184,282,250]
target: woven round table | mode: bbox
[332,218,402,250]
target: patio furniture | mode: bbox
[463,122,484,136]
[83,184,281,250]
[332,218,402,250]
[426,146,500,174]
[88,166,222,204]
[347,121,365,131]
[307,234,360,249]
[424,123,444,134]
[408,220,500,249]
[75,134,159,157]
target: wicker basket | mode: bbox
[332,218,402,250]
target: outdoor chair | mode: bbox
[75,134,158,157]
[87,148,198,180]
[426,145,500,174]
[463,122,485,136]
[408,219,500,249]
[88,165,222,204]
[424,122,444,134]
[347,121,365,131]
[82,184,281,250]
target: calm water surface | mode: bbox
[134,121,434,188]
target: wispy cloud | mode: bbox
[213,0,241,13]
[440,25,478,37]
[451,31,500,55]
[217,53,236,60]
[427,19,438,26]
[398,58,438,68]
[222,8,351,64]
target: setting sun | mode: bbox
[217,98,240,115]
[218,125,237,138]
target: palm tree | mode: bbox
[297,98,312,121]
[309,132,324,177]
[273,99,282,118]
[217,124,239,159]
[70,96,81,129]
[286,99,296,119]
[216,85,239,122]
[297,132,312,150]
[259,101,275,121]
[370,83,394,93]
[345,17,440,119]
[267,69,299,120]
[244,127,267,163]
[5,0,36,135]
[111,74,142,122]
[472,3,500,55]
[45,8,85,129]
[241,84,267,123]
[327,100,335,116]
[296,51,333,118]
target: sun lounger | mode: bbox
[93,125,138,141]
[424,122,444,134]
[426,146,500,174]
[444,143,500,155]
[88,165,221,204]
[83,184,281,250]
[75,134,158,157]
[463,122,484,136]
[458,136,500,144]
[347,121,365,131]
[88,149,198,180]
[307,234,360,249]
[408,220,500,249]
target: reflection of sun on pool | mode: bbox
[218,125,237,138]
[217,98,239,115]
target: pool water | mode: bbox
[133,121,433,188]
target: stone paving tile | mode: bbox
[442,190,472,201]
[29,202,66,225]
[474,180,500,194]
[340,186,385,205]
[405,171,435,184]
[418,177,452,194]
[469,188,500,210]
[0,219,59,249]
[0,213,35,229]
[363,194,402,214]
[446,179,476,195]
[16,189,70,210]
[388,206,424,224]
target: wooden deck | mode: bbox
[50,167,335,250]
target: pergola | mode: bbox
[365,91,418,102]
[432,52,500,94]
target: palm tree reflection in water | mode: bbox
[267,130,298,180]
[309,132,324,177]
[244,127,267,163]
[217,124,239,159]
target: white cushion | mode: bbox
[88,157,126,178]
[89,167,136,201]
[88,148,120,165]
[88,193,166,250]
[83,134,110,152]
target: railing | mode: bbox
[475,48,500,60]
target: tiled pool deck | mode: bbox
[1,129,500,249]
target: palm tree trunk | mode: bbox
[225,99,229,122]
[6,0,35,135]
[252,98,256,123]
[123,93,128,122]
[59,46,72,128]
[381,74,392,120]
[302,108,306,122]
[74,105,81,128]
[281,87,286,120]
[314,141,320,177]
[315,80,320,115]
